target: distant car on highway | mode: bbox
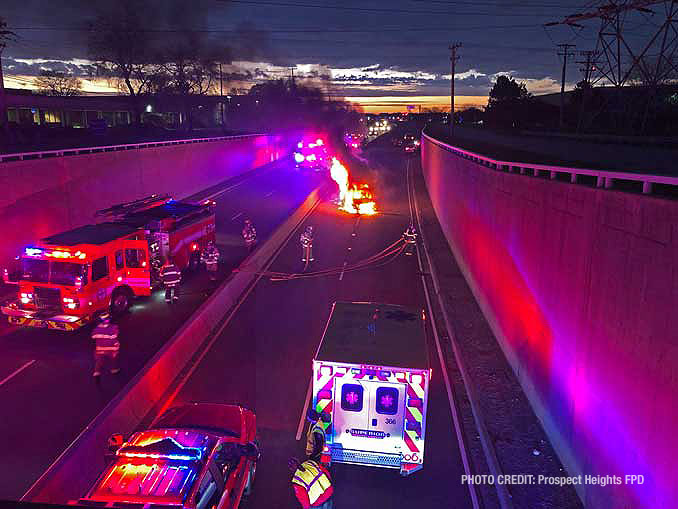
[78,403,260,509]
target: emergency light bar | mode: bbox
[117,437,203,461]
[24,247,87,260]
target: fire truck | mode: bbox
[1,195,215,331]
[78,403,259,509]
[312,301,430,476]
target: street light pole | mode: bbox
[219,63,225,127]
[449,43,461,136]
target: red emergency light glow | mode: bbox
[117,437,203,462]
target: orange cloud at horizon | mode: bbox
[345,95,487,113]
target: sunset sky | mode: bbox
[1,0,655,113]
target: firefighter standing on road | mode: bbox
[301,226,314,263]
[289,457,334,509]
[403,224,417,256]
[305,409,328,463]
[160,257,181,303]
[201,241,220,281]
[242,219,257,252]
[92,313,120,379]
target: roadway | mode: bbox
[0,157,324,500]
[158,147,473,508]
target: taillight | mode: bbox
[191,243,198,251]
[63,297,79,310]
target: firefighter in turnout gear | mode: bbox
[301,226,314,263]
[92,313,120,379]
[288,457,334,509]
[242,219,257,252]
[201,241,220,280]
[160,257,181,302]
[403,224,417,256]
[305,409,329,463]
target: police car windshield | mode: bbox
[22,259,86,286]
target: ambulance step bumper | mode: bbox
[329,447,401,469]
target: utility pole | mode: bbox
[219,63,225,127]
[449,42,461,136]
[557,43,576,130]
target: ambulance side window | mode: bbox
[341,384,363,412]
[125,249,145,268]
[92,256,109,281]
[375,387,399,415]
[115,251,124,270]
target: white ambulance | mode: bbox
[312,301,430,476]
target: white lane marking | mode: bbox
[231,212,244,221]
[409,160,482,509]
[264,190,274,198]
[201,163,280,201]
[0,359,36,388]
[296,378,313,441]
[338,261,348,281]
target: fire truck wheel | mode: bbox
[110,288,132,315]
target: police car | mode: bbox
[79,403,259,509]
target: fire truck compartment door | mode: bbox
[122,240,150,293]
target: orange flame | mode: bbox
[330,157,377,215]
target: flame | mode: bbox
[330,158,377,215]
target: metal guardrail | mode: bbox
[0,134,264,164]
[423,132,678,195]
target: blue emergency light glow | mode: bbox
[117,437,203,462]
[24,247,43,257]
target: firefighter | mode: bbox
[160,256,181,303]
[288,457,334,509]
[300,225,314,263]
[242,219,257,252]
[201,241,220,281]
[92,312,120,379]
[305,409,328,463]
[403,224,417,256]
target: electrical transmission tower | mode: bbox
[545,1,678,88]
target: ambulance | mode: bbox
[312,301,430,476]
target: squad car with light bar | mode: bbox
[1,194,215,330]
[78,403,259,509]
[294,138,329,171]
[311,301,430,476]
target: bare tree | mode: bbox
[0,17,17,128]
[87,0,155,124]
[34,70,82,96]
[155,35,229,130]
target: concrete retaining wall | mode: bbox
[23,187,320,504]
[422,135,678,509]
[0,135,283,267]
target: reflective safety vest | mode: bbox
[160,264,181,286]
[243,226,257,243]
[305,419,325,456]
[292,460,332,507]
[300,232,313,248]
[201,246,220,266]
[93,323,120,354]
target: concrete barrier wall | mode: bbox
[421,135,678,509]
[24,187,320,504]
[0,135,283,266]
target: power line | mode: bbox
[226,0,564,16]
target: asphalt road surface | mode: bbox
[161,147,473,508]
[0,157,323,500]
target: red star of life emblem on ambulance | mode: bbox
[345,391,359,405]
[380,394,394,408]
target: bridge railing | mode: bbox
[0,133,264,164]
[423,132,678,196]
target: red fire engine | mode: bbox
[1,195,216,331]
[79,403,259,509]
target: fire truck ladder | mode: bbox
[96,194,171,219]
